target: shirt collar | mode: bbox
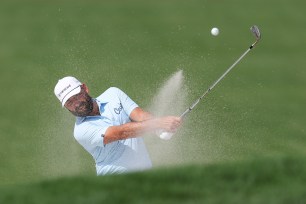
[76,98,103,123]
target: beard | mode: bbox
[69,94,94,117]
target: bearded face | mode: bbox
[65,87,94,117]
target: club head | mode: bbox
[251,25,261,41]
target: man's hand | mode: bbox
[154,116,182,133]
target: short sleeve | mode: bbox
[116,88,139,116]
[74,119,110,147]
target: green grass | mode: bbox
[0,0,306,201]
[1,156,306,204]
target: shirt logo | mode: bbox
[114,103,123,115]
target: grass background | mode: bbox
[1,156,306,204]
[0,0,305,203]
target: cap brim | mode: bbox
[61,86,81,107]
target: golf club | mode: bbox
[159,25,261,140]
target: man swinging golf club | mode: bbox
[54,76,182,175]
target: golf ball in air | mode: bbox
[211,27,219,36]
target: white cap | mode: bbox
[54,76,82,107]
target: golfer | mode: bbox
[54,76,181,175]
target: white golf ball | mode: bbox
[211,27,219,36]
[159,132,173,140]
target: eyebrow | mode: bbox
[67,91,84,104]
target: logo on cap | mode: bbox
[54,76,82,107]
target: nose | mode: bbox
[75,101,87,112]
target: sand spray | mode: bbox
[144,70,192,167]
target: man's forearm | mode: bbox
[129,107,154,122]
[104,119,158,145]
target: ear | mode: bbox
[82,84,89,94]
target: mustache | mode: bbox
[75,101,93,113]
[71,97,94,117]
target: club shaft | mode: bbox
[180,42,257,118]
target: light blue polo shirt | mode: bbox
[73,87,152,175]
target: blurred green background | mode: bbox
[0,0,305,202]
